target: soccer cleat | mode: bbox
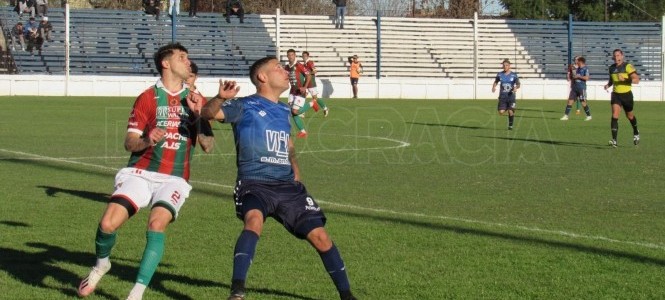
[78,263,111,297]
[508,126,513,130]
[311,100,320,112]
[633,134,640,145]
[576,109,581,115]
[560,115,569,121]
[323,108,329,117]
[609,139,617,148]
[227,288,246,300]
[585,116,592,121]
[297,131,308,139]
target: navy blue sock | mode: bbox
[232,230,259,281]
[611,117,618,140]
[564,105,572,116]
[319,244,351,294]
[508,115,514,127]
[583,105,591,116]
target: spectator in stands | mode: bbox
[188,0,198,17]
[24,17,39,53]
[10,22,26,51]
[35,0,47,17]
[225,0,244,23]
[143,0,160,20]
[38,16,52,43]
[15,0,36,19]
[333,0,347,29]
[168,0,180,16]
[348,55,362,99]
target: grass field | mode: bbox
[1,96,665,299]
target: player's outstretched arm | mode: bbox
[201,80,240,121]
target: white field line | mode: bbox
[1,148,664,251]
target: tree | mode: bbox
[500,0,665,21]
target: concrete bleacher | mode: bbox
[0,7,661,80]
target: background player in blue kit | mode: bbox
[491,59,521,130]
[560,56,592,121]
[201,56,357,300]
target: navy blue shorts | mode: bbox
[233,180,327,239]
[497,93,516,111]
[568,87,587,101]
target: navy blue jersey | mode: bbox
[495,71,520,95]
[574,66,589,90]
[221,94,294,182]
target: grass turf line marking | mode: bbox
[2,147,663,251]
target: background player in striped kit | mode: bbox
[302,51,329,117]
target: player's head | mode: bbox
[185,61,198,88]
[286,49,297,64]
[302,51,310,60]
[502,59,511,71]
[576,56,585,65]
[154,43,190,78]
[250,56,289,92]
[612,49,624,64]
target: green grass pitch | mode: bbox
[1,96,665,299]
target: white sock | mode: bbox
[128,283,147,299]
[95,257,110,269]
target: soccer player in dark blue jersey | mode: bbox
[201,56,357,300]
[560,56,592,121]
[491,59,520,130]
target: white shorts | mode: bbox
[307,87,319,97]
[112,167,192,219]
[288,94,306,111]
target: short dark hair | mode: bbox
[17,22,22,26]
[613,49,623,55]
[154,43,188,76]
[190,61,198,74]
[577,56,585,63]
[287,49,296,54]
[302,51,310,56]
[250,56,277,86]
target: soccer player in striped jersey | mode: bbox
[77,43,240,300]
[302,51,329,117]
[201,56,357,300]
[492,59,520,130]
[284,48,320,138]
[604,48,640,147]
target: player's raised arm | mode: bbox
[201,79,240,121]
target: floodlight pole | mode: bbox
[276,8,281,58]
[661,15,664,101]
[64,0,70,96]
[567,14,573,65]
[171,5,177,42]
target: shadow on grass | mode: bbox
[406,122,486,130]
[38,185,110,203]
[474,135,604,149]
[327,209,665,267]
[0,220,31,227]
[0,242,320,300]
[519,107,559,113]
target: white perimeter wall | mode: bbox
[0,75,663,101]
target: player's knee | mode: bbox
[306,227,332,251]
[99,218,121,233]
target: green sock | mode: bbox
[136,231,165,286]
[316,98,327,109]
[95,226,117,259]
[297,101,312,114]
[292,115,306,132]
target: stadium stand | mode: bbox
[0,7,661,80]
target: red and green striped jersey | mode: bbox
[125,81,204,181]
[284,62,309,95]
[303,59,317,88]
